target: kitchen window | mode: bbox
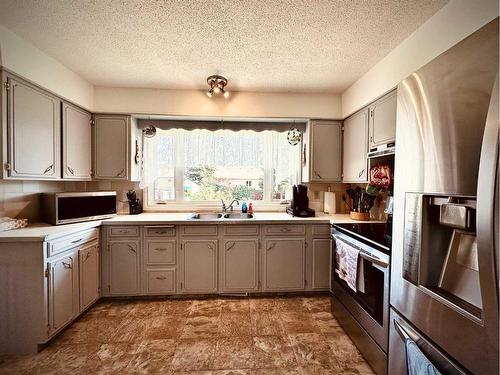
[144,125,302,210]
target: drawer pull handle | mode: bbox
[280,227,291,232]
[267,242,276,251]
[358,169,365,178]
[62,261,72,269]
[67,166,75,175]
[116,168,125,177]
[313,170,322,179]
[145,225,175,229]
[127,245,136,253]
[83,252,91,262]
[43,164,53,174]
[71,238,83,244]
[154,231,167,234]
[226,242,236,251]
[155,248,168,251]
[207,243,215,251]
[155,276,167,280]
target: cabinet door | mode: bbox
[94,115,129,180]
[7,76,60,179]
[263,238,305,291]
[311,239,331,290]
[311,121,342,182]
[62,102,92,180]
[48,251,78,334]
[79,242,99,311]
[343,109,369,182]
[181,240,217,293]
[108,240,140,295]
[369,90,397,149]
[220,239,259,292]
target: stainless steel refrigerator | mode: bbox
[389,18,499,374]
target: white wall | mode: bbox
[94,86,342,119]
[341,0,499,117]
[0,24,94,110]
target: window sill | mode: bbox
[144,201,289,212]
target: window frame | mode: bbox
[143,126,302,212]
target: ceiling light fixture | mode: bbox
[206,75,229,98]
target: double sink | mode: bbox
[188,212,254,220]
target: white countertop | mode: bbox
[0,212,382,242]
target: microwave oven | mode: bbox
[41,192,117,225]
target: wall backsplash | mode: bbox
[0,180,143,222]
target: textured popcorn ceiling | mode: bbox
[0,0,448,93]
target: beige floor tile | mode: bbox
[302,297,331,313]
[182,315,220,339]
[94,342,140,373]
[143,315,187,340]
[218,312,253,337]
[189,299,224,317]
[253,336,297,369]
[55,316,123,344]
[280,312,321,334]
[210,337,256,370]
[288,333,341,370]
[249,298,279,312]
[125,338,177,374]
[251,313,286,336]
[170,338,217,372]
[311,311,340,334]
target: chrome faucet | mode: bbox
[221,199,239,213]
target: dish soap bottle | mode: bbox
[241,202,248,213]
[248,202,254,215]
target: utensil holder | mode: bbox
[350,211,370,221]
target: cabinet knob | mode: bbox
[67,166,75,175]
[267,242,276,251]
[358,169,365,178]
[116,169,125,177]
[313,170,322,179]
[127,244,136,253]
[62,261,72,269]
[207,243,215,251]
[226,242,236,251]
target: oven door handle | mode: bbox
[359,252,389,268]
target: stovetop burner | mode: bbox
[334,222,392,252]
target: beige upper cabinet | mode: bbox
[180,239,218,294]
[62,102,92,180]
[302,120,342,183]
[4,75,60,179]
[220,239,259,292]
[262,238,305,291]
[108,240,140,295]
[343,109,369,182]
[47,251,78,335]
[78,242,99,312]
[93,115,142,181]
[369,90,397,150]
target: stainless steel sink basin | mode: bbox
[223,213,254,219]
[188,212,223,220]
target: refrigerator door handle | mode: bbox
[476,75,499,348]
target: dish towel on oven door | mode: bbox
[334,238,365,293]
[405,338,442,375]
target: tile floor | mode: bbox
[0,296,374,374]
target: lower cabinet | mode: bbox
[79,242,100,311]
[146,268,176,294]
[311,239,331,289]
[220,239,259,292]
[108,240,140,295]
[262,238,305,291]
[180,239,218,293]
[47,250,79,334]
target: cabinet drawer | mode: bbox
[109,226,140,237]
[224,225,259,236]
[146,240,176,265]
[48,228,99,257]
[146,269,176,294]
[312,224,331,237]
[181,225,218,236]
[144,226,176,237]
[264,225,305,236]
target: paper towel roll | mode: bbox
[324,192,336,214]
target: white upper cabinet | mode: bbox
[62,102,92,180]
[343,109,369,182]
[93,115,141,181]
[369,90,397,150]
[3,74,60,179]
[302,120,342,183]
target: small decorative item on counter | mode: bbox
[126,190,143,215]
[345,187,375,221]
[241,202,248,213]
[248,202,254,215]
[0,217,28,232]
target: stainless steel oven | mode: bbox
[41,191,117,225]
[331,225,390,375]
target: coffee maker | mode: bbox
[286,184,315,217]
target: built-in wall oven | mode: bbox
[331,223,391,375]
